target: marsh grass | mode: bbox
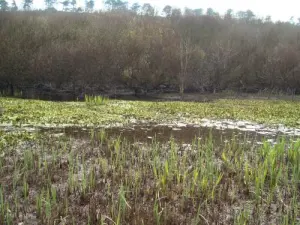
[84,95,109,106]
[0,130,299,224]
[1,97,300,128]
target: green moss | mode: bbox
[0,97,299,128]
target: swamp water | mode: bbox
[3,118,297,145]
[1,119,300,224]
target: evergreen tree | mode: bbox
[130,2,140,13]
[44,0,56,9]
[142,3,154,16]
[23,0,33,10]
[163,5,172,17]
[206,8,214,16]
[61,0,69,11]
[237,10,255,22]
[104,0,127,11]
[70,0,76,11]
[85,0,94,12]
[245,10,255,21]
[265,15,272,23]
[193,8,203,16]
[184,7,195,16]
[11,0,18,11]
[0,0,8,11]
[171,8,181,17]
[225,9,233,19]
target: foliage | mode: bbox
[11,0,18,11]
[0,0,8,11]
[85,0,94,12]
[104,0,127,11]
[1,10,300,96]
[84,94,109,106]
[44,0,56,9]
[0,97,300,128]
[22,0,33,10]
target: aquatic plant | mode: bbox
[84,94,109,106]
[0,97,300,128]
[0,130,299,224]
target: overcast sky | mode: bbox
[14,0,299,22]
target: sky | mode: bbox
[13,0,300,22]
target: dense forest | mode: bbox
[1,0,300,98]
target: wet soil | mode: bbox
[55,125,257,143]
[1,119,300,224]
[2,117,300,145]
[15,90,300,102]
[38,123,299,146]
[1,125,299,225]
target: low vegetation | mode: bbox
[1,97,300,128]
[84,95,110,107]
[0,129,299,224]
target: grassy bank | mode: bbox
[1,97,300,128]
[0,130,299,224]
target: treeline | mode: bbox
[1,9,300,98]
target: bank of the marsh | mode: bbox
[0,97,300,129]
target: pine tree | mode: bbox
[130,2,140,13]
[61,0,69,11]
[23,0,33,10]
[70,0,76,11]
[85,0,94,12]
[0,0,8,11]
[11,0,18,11]
[162,5,172,17]
[44,0,56,9]
[225,9,233,20]
[142,3,154,16]
[193,8,203,16]
[104,0,127,11]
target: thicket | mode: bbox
[1,9,300,97]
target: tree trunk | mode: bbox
[179,37,191,101]
[180,82,184,100]
[9,83,14,96]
